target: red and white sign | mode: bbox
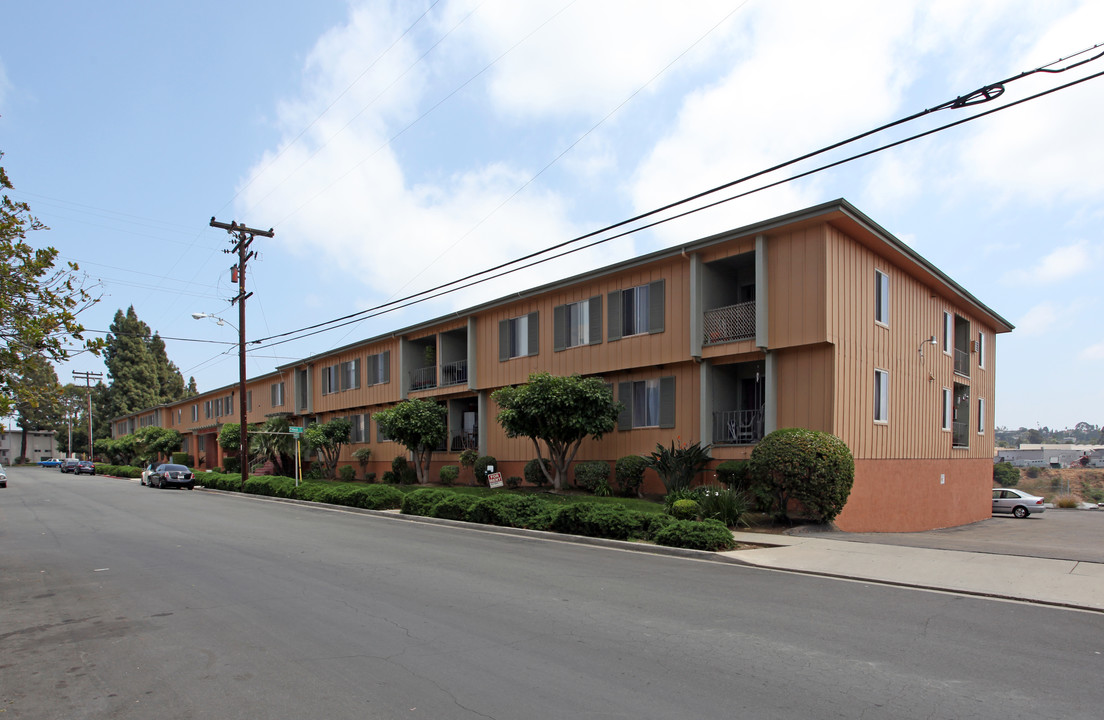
[487,471,504,488]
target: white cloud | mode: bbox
[1078,341,1104,361]
[1013,302,1062,336]
[1003,239,1096,284]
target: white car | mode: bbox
[992,488,1046,518]
[0,463,6,488]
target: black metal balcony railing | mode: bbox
[410,365,437,391]
[952,420,970,448]
[440,359,468,387]
[450,431,478,452]
[703,301,756,345]
[713,408,765,445]
[953,347,970,377]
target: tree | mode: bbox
[149,332,187,402]
[1,153,102,416]
[251,416,295,477]
[373,399,447,484]
[11,354,63,461]
[103,307,159,419]
[133,425,182,463]
[302,418,352,480]
[748,428,855,523]
[492,373,621,491]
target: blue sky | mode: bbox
[2,0,1102,431]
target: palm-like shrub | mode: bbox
[646,439,712,493]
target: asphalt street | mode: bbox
[2,467,1103,719]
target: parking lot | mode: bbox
[829,510,1104,564]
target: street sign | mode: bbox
[289,426,304,433]
[487,471,504,489]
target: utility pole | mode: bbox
[209,217,273,490]
[72,370,103,459]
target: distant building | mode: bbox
[0,429,60,464]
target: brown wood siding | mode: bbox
[774,344,833,433]
[312,340,401,413]
[474,256,692,389]
[767,225,828,349]
[824,224,997,461]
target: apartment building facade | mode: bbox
[113,200,1012,532]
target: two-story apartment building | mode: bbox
[113,200,1012,532]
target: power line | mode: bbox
[246,44,1104,350]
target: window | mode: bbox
[499,311,539,360]
[271,382,285,407]
[617,377,676,429]
[977,332,985,369]
[321,364,338,395]
[204,400,212,419]
[941,387,952,431]
[554,297,602,351]
[977,397,985,434]
[875,270,889,325]
[246,391,252,409]
[608,280,665,340]
[874,369,888,423]
[340,359,360,391]
[943,311,952,355]
[192,404,199,422]
[223,395,233,416]
[366,351,390,385]
[351,414,367,443]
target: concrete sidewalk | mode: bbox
[721,531,1104,612]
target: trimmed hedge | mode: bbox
[749,428,855,523]
[524,458,552,488]
[654,519,736,551]
[430,494,481,521]
[573,460,610,493]
[467,494,554,529]
[402,488,453,516]
[97,463,143,478]
[614,455,648,497]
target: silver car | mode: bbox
[992,488,1046,518]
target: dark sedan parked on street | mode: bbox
[146,463,196,490]
[75,460,96,475]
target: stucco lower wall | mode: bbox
[835,457,992,532]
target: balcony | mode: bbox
[703,301,755,345]
[952,420,970,448]
[440,359,468,387]
[954,347,970,377]
[712,408,765,445]
[410,365,437,391]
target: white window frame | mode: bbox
[875,270,889,326]
[943,311,952,356]
[621,284,651,337]
[941,387,952,431]
[977,332,985,369]
[977,397,986,434]
[564,300,589,349]
[874,368,889,423]
[272,381,285,407]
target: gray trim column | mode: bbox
[398,339,408,399]
[477,390,489,456]
[689,252,702,358]
[467,316,478,390]
[699,359,711,445]
[755,233,768,349]
[764,351,777,435]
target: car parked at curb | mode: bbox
[147,463,195,490]
[993,488,1046,518]
[140,463,157,486]
[60,458,80,473]
[38,458,62,468]
[0,463,7,488]
[76,460,96,476]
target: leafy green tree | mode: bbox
[103,306,159,418]
[302,418,352,480]
[1,153,102,416]
[149,332,187,402]
[133,425,182,464]
[993,462,1019,488]
[11,354,63,461]
[373,399,447,484]
[492,373,621,491]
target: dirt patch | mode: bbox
[1012,467,1104,504]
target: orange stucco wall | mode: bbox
[835,457,992,532]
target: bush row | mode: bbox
[399,488,735,551]
[198,472,404,510]
[96,463,144,478]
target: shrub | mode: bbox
[390,456,417,484]
[574,461,610,493]
[1026,466,1041,479]
[337,465,356,482]
[695,485,748,527]
[304,462,322,480]
[439,465,459,486]
[430,494,481,521]
[392,456,409,474]
[993,462,1019,487]
[524,458,552,488]
[506,476,522,489]
[715,460,750,491]
[459,449,479,468]
[748,428,854,523]
[614,455,648,497]
[592,479,612,497]
[172,452,193,466]
[548,503,648,540]
[467,494,553,528]
[663,487,700,513]
[223,457,240,473]
[473,455,497,486]
[653,519,736,551]
[381,471,397,484]
[670,499,700,520]
[1054,495,1079,508]
[402,488,453,516]
[365,472,377,483]
[646,440,712,493]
